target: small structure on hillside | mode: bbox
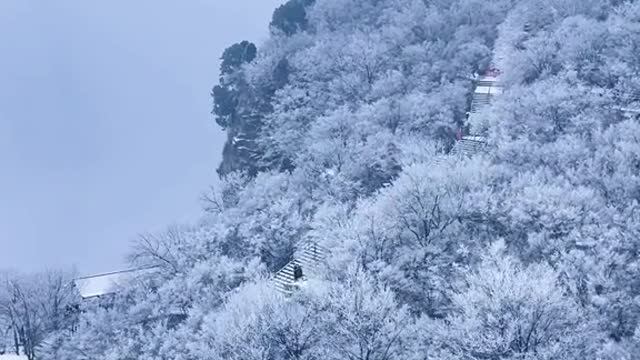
[72,267,187,328]
[74,268,145,300]
[273,242,327,295]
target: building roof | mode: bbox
[74,268,144,299]
[474,85,502,95]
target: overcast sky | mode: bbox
[0,0,282,275]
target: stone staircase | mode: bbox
[470,73,502,113]
[449,71,500,157]
[273,242,328,295]
[450,135,488,157]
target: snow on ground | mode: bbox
[0,354,27,360]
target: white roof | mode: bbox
[462,135,487,143]
[475,86,502,95]
[479,74,501,82]
[74,269,142,299]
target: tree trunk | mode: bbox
[12,327,19,355]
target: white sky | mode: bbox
[0,0,283,274]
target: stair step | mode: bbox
[299,254,321,263]
[274,276,305,285]
[279,269,295,276]
[298,254,319,263]
[302,247,327,254]
[301,253,325,261]
[477,81,501,87]
[276,272,294,279]
[276,274,295,281]
[300,249,326,256]
[276,278,295,284]
[450,137,487,157]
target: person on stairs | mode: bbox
[293,264,303,281]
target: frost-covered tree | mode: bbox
[193,281,324,360]
[271,0,315,36]
[317,269,415,360]
[194,269,414,360]
[0,270,77,360]
[435,241,602,360]
[314,158,496,316]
